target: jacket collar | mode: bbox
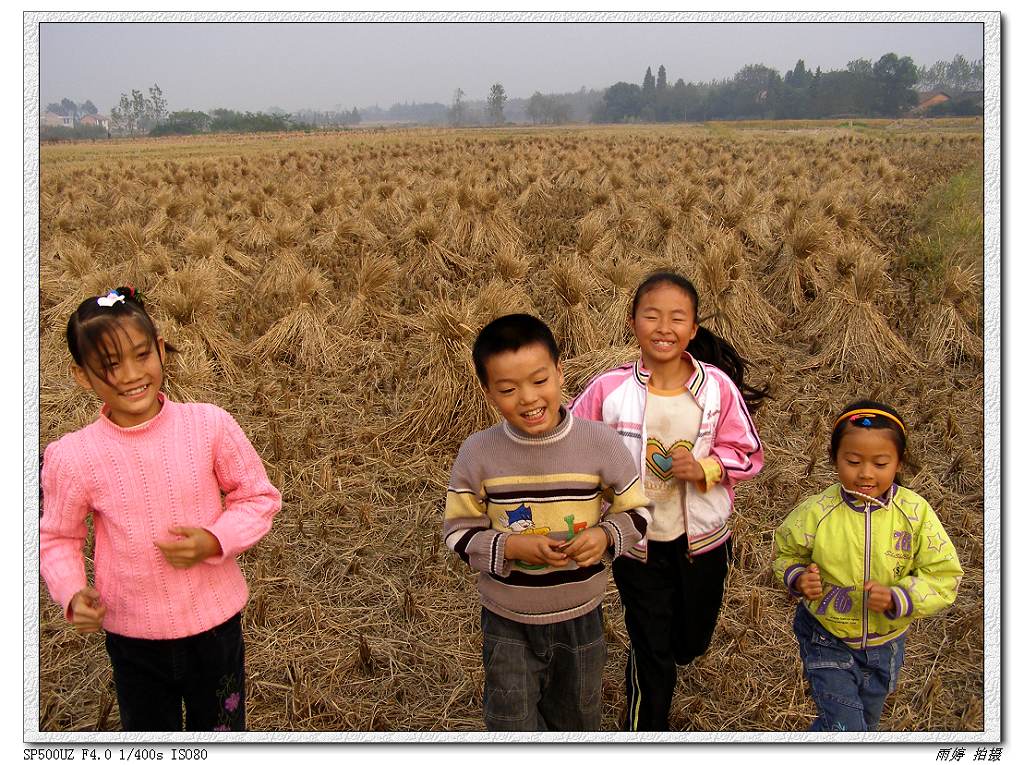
[839,483,897,513]
[632,352,707,398]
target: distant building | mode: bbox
[41,110,73,128]
[911,91,951,114]
[80,114,110,129]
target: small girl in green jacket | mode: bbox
[774,399,963,731]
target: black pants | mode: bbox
[104,612,246,731]
[612,536,730,731]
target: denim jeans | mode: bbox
[104,612,246,731]
[793,605,905,732]
[480,605,607,731]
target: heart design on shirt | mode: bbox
[646,438,694,482]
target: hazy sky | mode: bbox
[39,20,984,115]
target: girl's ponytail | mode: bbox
[687,325,767,413]
[632,271,768,413]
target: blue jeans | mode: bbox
[480,606,607,731]
[104,612,245,731]
[793,605,905,732]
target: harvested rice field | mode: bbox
[36,120,986,732]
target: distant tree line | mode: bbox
[149,108,311,136]
[42,51,981,142]
[916,54,983,93]
[292,107,362,128]
[592,54,982,123]
[44,97,99,121]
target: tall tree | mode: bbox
[945,54,981,92]
[147,84,167,126]
[872,53,918,115]
[656,65,667,90]
[733,63,783,118]
[131,89,147,131]
[598,81,644,122]
[526,91,546,124]
[846,58,873,77]
[449,88,466,126]
[642,66,656,95]
[111,92,136,133]
[785,59,810,88]
[487,83,507,125]
[59,98,79,123]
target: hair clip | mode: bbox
[96,291,126,308]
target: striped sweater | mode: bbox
[443,408,652,625]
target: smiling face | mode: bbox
[482,341,564,436]
[834,426,902,500]
[630,281,699,370]
[72,318,166,428]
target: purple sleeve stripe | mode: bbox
[897,586,913,617]
[784,564,806,595]
[884,587,911,619]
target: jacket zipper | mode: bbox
[862,505,871,650]
[681,480,692,562]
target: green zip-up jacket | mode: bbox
[774,483,962,649]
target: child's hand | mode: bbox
[155,526,223,569]
[504,534,569,567]
[864,581,895,613]
[69,586,106,634]
[670,446,705,483]
[559,527,609,567]
[797,564,823,599]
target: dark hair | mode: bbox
[631,271,767,412]
[66,286,169,381]
[829,399,908,462]
[472,313,560,386]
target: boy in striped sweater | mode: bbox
[443,314,653,731]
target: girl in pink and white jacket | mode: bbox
[40,287,281,731]
[570,271,765,731]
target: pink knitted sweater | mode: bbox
[40,395,282,639]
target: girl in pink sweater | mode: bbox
[40,287,282,731]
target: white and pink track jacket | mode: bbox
[570,355,763,557]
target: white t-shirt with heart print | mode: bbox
[643,386,703,542]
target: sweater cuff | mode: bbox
[783,564,807,597]
[598,521,617,558]
[53,574,89,623]
[884,586,913,619]
[493,532,512,577]
[697,457,724,492]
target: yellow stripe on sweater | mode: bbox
[482,472,601,489]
